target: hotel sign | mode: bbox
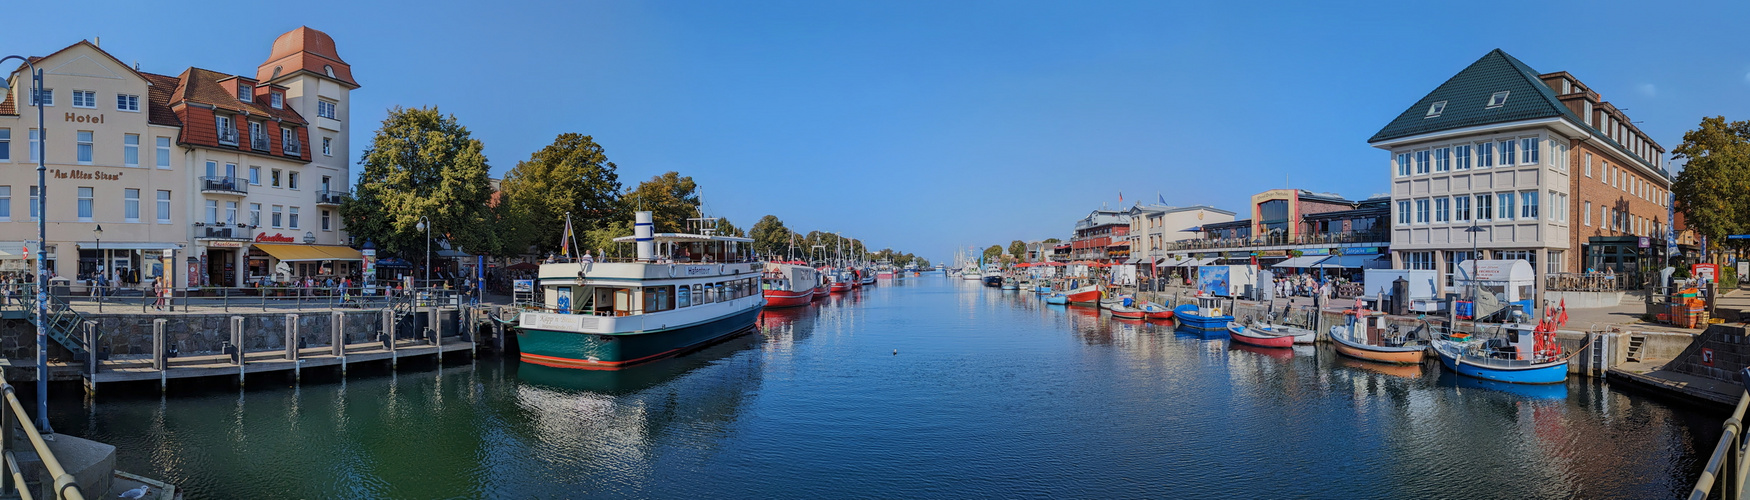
[255,233,296,243]
[51,169,122,181]
[63,112,105,124]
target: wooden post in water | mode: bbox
[152,318,167,391]
[331,311,346,375]
[83,320,98,395]
[381,308,398,369]
[231,316,246,386]
[285,313,300,381]
[431,305,442,364]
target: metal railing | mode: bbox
[316,189,348,206]
[199,176,248,195]
[250,134,269,151]
[1544,272,1629,292]
[5,282,480,314]
[216,127,238,146]
[1690,392,1750,500]
[0,371,86,500]
[283,138,302,156]
[1163,230,1389,252]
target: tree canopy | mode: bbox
[715,217,745,237]
[1672,116,1750,249]
[1008,240,1028,261]
[983,245,1003,262]
[342,106,497,259]
[750,215,793,258]
[625,172,700,233]
[497,133,622,255]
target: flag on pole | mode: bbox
[1118,192,1123,204]
[1159,193,1167,205]
[559,217,575,258]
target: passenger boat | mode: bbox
[1225,323,1296,348]
[1431,322,1584,385]
[1064,284,1101,305]
[1172,296,1233,331]
[516,211,763,370]
[761,262,818,308]
[1328,310,1424,365]
[877,269,896,279]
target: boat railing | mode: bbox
[0,369,87,500]
[1690,391,1750,500]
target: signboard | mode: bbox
[1694,263,1719,283]
[1340,247,1380,255]
[1702,348,1715,367]
[1638,237,1650,249]
[1197,266,1230,297]
[514,279,535,292]
[209,241,244,248]
[1256,250,1286,257]
[255,233,296,243]
[1300,248,1331,256]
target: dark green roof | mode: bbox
[1368,49,1578,144]
[1368,48,1668,179]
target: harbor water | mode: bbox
[48,275,1723,498]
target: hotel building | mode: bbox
[0,27,359,288]
[1369,49,1670,296]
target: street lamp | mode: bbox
[94,225,103,313]
[415,216,431,289]
[0,55,53,432]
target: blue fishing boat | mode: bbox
[1172,296,1233,331]
[1430,323,1586,385]
[1044,293,1069,305]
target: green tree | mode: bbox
[342,106,497,261]
[583,220,633,260]
[1043,237,1062,245]
[749,215,792,259]
[1008,240,1028,261]
[716,217,745,237]
[498,133,623,255]
[624,172,700,233]
[1672,116,1750,251]
[983,245,1003,262]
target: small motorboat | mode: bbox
[1172,296,1233,331]
[1045,293,1069,305]
[1432,322,1586,385]
[1328,310,1425,365]
[1064,285,1100,306]
[1109,304,1146,319]
[1226,323,1296,348]
[1138,302,1173,320]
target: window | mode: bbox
[1476,194,1493,221]
[1397,201,1411,226]
[205,161,216,178]
[289,207,300,229]
[1415,150,1431,174]
[77,187,93,221]
[71,90,95,108]
[1435,147,1451,172]
[322,137,331,156]
[124,188,140,222]
[28,186,38,221]
[116,94,139,112]
[324,66,335,78]
[249,166,261,185]
[216,115,236,145]
[1426,100,1447,117]
[226,163,237,179]
[1405,251,1435,270]
[1611,165,1619,188]
[1487,91,1510,108]
[76,131,93,164]
[1553,141,1565,171]
[225,201,238,224]
[1498,140,1516,166]
[1558,193,1569,223]
[1520,191,1538,219]
[249,203,261,226]
[1584,153,1592,177]
[271,205,283,228]
[321,210,331,231]
[1414,199,1429,224]
[155,137,171,168]
[318,100,337,119]
[0,186,8,221]
[33,88,51,106]
[1522,138,1539,164]
[1454,145,1471,170]
[1455,195,1471,222]
[1396,154,1410,177]
[238,86,252,103]
[270,92,283,109]
[1434,197,1450,223]
[156,190,171,223]
[123,134,139,167]
[288,171,299,190]
[0,128,8,161]
[1478,142,1493,168]
[1547,251,1564,275]
[1497,192,1514,220]
[27,130,37,163]
[205,199,218,224]
[250,122,266,150]
[271,169,282,188]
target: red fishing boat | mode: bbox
[812,284,829,300]
[1225,324,1295,348]
[1064,285,1100,306]
[762,263,818,308]
[1140,302,1174,320]
[1109,305,1146,319]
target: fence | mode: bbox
[1544,272,1629,292]
[0,283,478,314]
[1689,392,1750,500]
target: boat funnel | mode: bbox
[634,211,655,262]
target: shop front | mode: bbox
[251,243,364,285]
[73,242,179,288]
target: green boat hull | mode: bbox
[517,306,762,370]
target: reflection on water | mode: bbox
[42,276,1729,498]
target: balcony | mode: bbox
[1163,229,1389,253]
[284,139,302,156]
[199,176,248,196]
[217,127,239,146]
[193,223,252,241]
[316,189,348,206]
[251,135,269,151]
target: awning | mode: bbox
[1271,255,1327,269]
[254,244,365,262]
[0,242,41,260]
[1171,258,1218,267]
[1311,255,1393,269]
[73,242,178,250]
[1124,257,1144,264]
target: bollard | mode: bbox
[82,320,99,376]
[153,318,168,391]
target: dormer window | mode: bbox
[1425,100,1447,118]
[1486,91,1510,108]
[270,92,283,109]
[324,65,335,78]
[271,66,282,79]
[238,86,252,103]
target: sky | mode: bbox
[5,0,1749,264]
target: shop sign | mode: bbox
[1256,250,1287,257]
[1638,237,1650,249]
[51,169,122,181]
[1301,248,1330,256]
[255,233,296,243]
[1695,263,1719,282]
[209,241,244,248]
[1341,247,1380,255]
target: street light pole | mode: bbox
[415,216,431,288]
[1,56,52,432]
[94,225,102,313]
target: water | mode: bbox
[48,275,1725,498]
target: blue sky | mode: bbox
[6,0,1748,263]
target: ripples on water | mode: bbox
[46,276,1725,498]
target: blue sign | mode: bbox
[1340,247,1380,255]
[1198,266,1231,297]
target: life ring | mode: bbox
[669,264,677,278]
[719,264,726,274]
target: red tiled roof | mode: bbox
[256,27,358,87]
[140,72,181,127]
[170,67,312,162]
